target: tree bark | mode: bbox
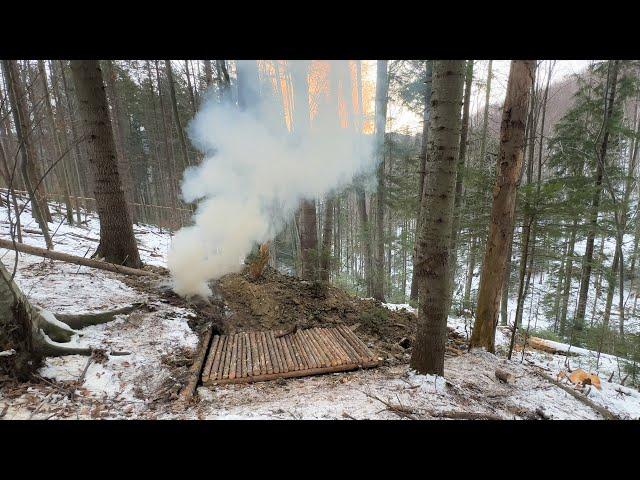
[102,60,137,224]
[69,60,142,268]
[320,196,335,282]
[470,60,536,352]
[409,61,433,301]
[410,60,466,376]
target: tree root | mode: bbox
[55,303,143,329]
[33,304,142,356]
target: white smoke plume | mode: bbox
[168,60,375,297]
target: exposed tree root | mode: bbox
[55,303,143,329]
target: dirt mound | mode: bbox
[211,266,464,363]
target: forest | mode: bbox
[1,59,640,420]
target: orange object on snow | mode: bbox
[557,369,601,390]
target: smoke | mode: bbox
[168,60,375,298]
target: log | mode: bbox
[179,324,214,405]
[495,368,515,384]
[532,368,619,420]
[0,238,159,277]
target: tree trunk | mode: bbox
[410,60,466,376]
[574,60,619,331]
[320,196,335,282]
[102,60,137,224]
[37,60,74,225]
[2,60,53,249]
[450,60,474,290]
[165,60,191,169]
[409,61,433,301]
[56,60,86,224]
[470,60,536,352]
[500,227,514,325]
[479,60,493,164]
[69,60,141,268]
[288,60,319,281]
[372,60,389,302]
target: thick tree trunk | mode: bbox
[102,60,137,224]
[70,60,142,269]
[288,60,319,281]
[320,196,335,282]
[470,60,536,352]
[299,199,319,281]
[410,60,466,376]
[574,60,619,331]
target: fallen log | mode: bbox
[178,324,215,405]
[0,238,160,278]
[531,368,618,420]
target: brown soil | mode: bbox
[210,266,465,363]
[124,265,466,364]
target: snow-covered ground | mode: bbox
[1,195,639,419]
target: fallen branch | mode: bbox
[0,238,160,278]
[426,410,503,420]
[361,390,417,419]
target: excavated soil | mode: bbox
[124,265,466,364]
[211,266,466,363]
